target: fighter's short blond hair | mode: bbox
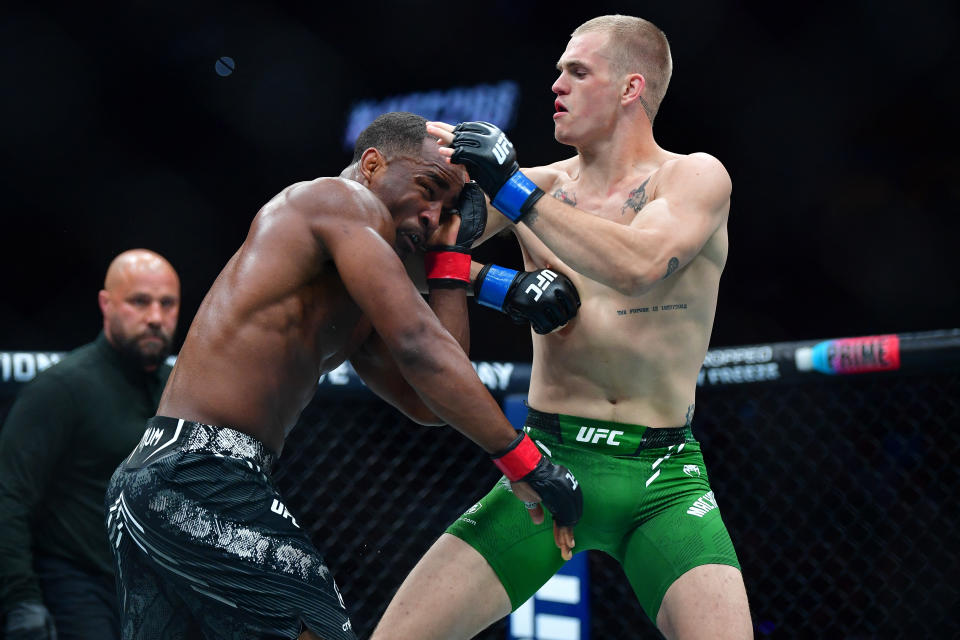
[572,15,673,123]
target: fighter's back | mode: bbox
[158,177,389,453]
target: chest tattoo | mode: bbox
[553,188,577,206]
[621,177,652,215]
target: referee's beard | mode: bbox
[110,326,173,372]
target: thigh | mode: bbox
[446,478,568,609]
[110,453,355,640]
[111,546,200,640]
[35,556,121,640]
[621,446,742,624]
[657,564,752,640]
[370,477,570,640]
[370,533,512,640]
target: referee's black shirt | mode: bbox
[0,332,170,614]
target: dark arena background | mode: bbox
[2,1,959,639]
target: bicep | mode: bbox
[630,161,730,271]
[350,333,440,424]
[631,199,722,272]
[321,219,437,349]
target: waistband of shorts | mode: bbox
[524,407,693,456]
[131,416,276,471]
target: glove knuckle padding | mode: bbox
[450,121,519,196]
[524,458,583,527]
[451,134,481,150]
[456,121,495,134]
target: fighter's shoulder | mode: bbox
[287,177,390,224]
[522,157,578,191]
[658,152,731,194]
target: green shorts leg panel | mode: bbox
[620,492,741,621]
[447,410,743,622]
[446,478,567,610]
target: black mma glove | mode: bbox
[424,181,487,289]
[491,431,583,527]
[474,264,580,334]
[449,122,544,222]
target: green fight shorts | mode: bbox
[446,407,741,622]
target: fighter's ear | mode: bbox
[98,289,110,316]
[358,147,387,181]
[621,73,646,106]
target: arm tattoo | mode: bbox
[663,257,679,279]
[620,177,651,215]
[552,188,577,206]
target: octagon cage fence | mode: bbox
[1,329,957,639]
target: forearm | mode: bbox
[428,286,469,353]
[440,121,671,295]
[521,196,661,294]
[469,260,486,282]
[423,180,485,342]
[394,329,515,453]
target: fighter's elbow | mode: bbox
[610,265,661,297]
[390,323,453,387]
[405,410,447,427]
[389,320,433,365]
[384,353,448,426]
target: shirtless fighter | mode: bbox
[104,112,581,640]
[371,16,752,640]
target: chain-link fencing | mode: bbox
[2,331,957,638]
[271,333,959,639]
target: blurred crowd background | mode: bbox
[2,0,958,355]
[2,4,959,638]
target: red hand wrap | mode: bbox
[492,433,543,481]
[425,249,471,284]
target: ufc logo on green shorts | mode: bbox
[575,426,625,446]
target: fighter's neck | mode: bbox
[340,163,361,182]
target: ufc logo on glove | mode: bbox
[492,134,513,165]
[475,265,580,335]
[524,270,557,301]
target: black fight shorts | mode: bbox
[106,417,355,640]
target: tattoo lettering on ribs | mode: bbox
[615,302,688,316]
[553,188,577,206]
[621,177,652,215]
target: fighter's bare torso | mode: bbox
[158,178,383,453]
[518,152,729,429]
